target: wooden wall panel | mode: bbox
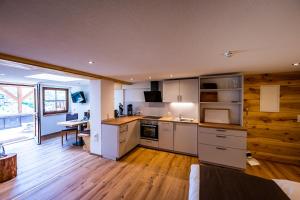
[244,72,300,165]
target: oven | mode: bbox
[140,120,158,140]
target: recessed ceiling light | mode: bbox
[292,63,299,66]
[148,76,152,80]
[26,73,84,82]
[88,61,94,64]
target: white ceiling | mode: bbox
[0,60,90,86]
[0,0,299,82]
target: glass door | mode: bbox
[34,84,41,144]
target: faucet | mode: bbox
[179,114,183,120]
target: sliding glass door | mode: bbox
[34,84,41,144]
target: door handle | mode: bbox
[216,134,227,138]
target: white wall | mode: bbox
[40,84,90,136]
[101,80,114,120]
[89,80,102,155]
[70,86,90,119]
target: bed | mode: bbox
[189,164,300,200]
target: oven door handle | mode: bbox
[142,124,157,128]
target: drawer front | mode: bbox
[199,127,246,137]
[119,131,127,143]
[140,139,159,148]
[119,140,127,157]
[198,143,246,169]
[120,124,128,133]
[198,133,246,149]
[158,122,173,132]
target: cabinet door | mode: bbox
[158,122,174,151]
[163,80,180,102]
[126,120,139,152]
[174,123,197,155]
[179,79,198,102]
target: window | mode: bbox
[43,87,69,115]
[0,84,34,115]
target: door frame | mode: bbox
[0,82,41,144]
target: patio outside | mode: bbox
[0,84,35,144]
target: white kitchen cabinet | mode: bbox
[163,79,198,102]
[174,123,198,155]
[126,120,139,153]
[162,80,179,102]
[180,79,199,102]
[158,121,174,151]
[102,120,139,160]
[198,126,247,169]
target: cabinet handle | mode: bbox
[177,95,180,102]
[216,129,226,132]
[216,134,227,138]
[180,95,182,102]
[216,146,227,150]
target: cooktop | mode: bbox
[142,116,162,120]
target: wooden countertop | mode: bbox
[198,122,246,131]
[102,116,246,131]
[102,116,143,125]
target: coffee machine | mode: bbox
[127,104,133,116]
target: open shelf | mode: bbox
[199,73,244,126]
[200,88,242,92]
[200,101,241,104]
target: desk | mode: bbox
[57,120,88,146]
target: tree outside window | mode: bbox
[43,87,69,115]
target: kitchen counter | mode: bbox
[102,116,143,125]
[158,116,199,124]
[198,122,246,131]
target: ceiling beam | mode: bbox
[0,52,131,85]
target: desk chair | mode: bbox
[61,113,78,146]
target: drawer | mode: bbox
[119,124,128,133]
[198,127,246,137]
[198,133,246,149]
[158,122,173,131]
[140,139,159,148]
[119,131,127,142]
[198,143,246,169]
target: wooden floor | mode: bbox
[0,136,299,200]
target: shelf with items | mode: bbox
[199,73,244,126]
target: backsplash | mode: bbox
[124,102,198,119]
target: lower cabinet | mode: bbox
[140,139,159,148]
[102,120,139,160]
[174,123,198,155]
[158,121,174,151]
[198,127,247,169]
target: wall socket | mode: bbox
[298,115,300,123]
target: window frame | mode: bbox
[42,87,69,115]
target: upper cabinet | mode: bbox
[163,79,198,102]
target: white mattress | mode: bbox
[189,164,300,200]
